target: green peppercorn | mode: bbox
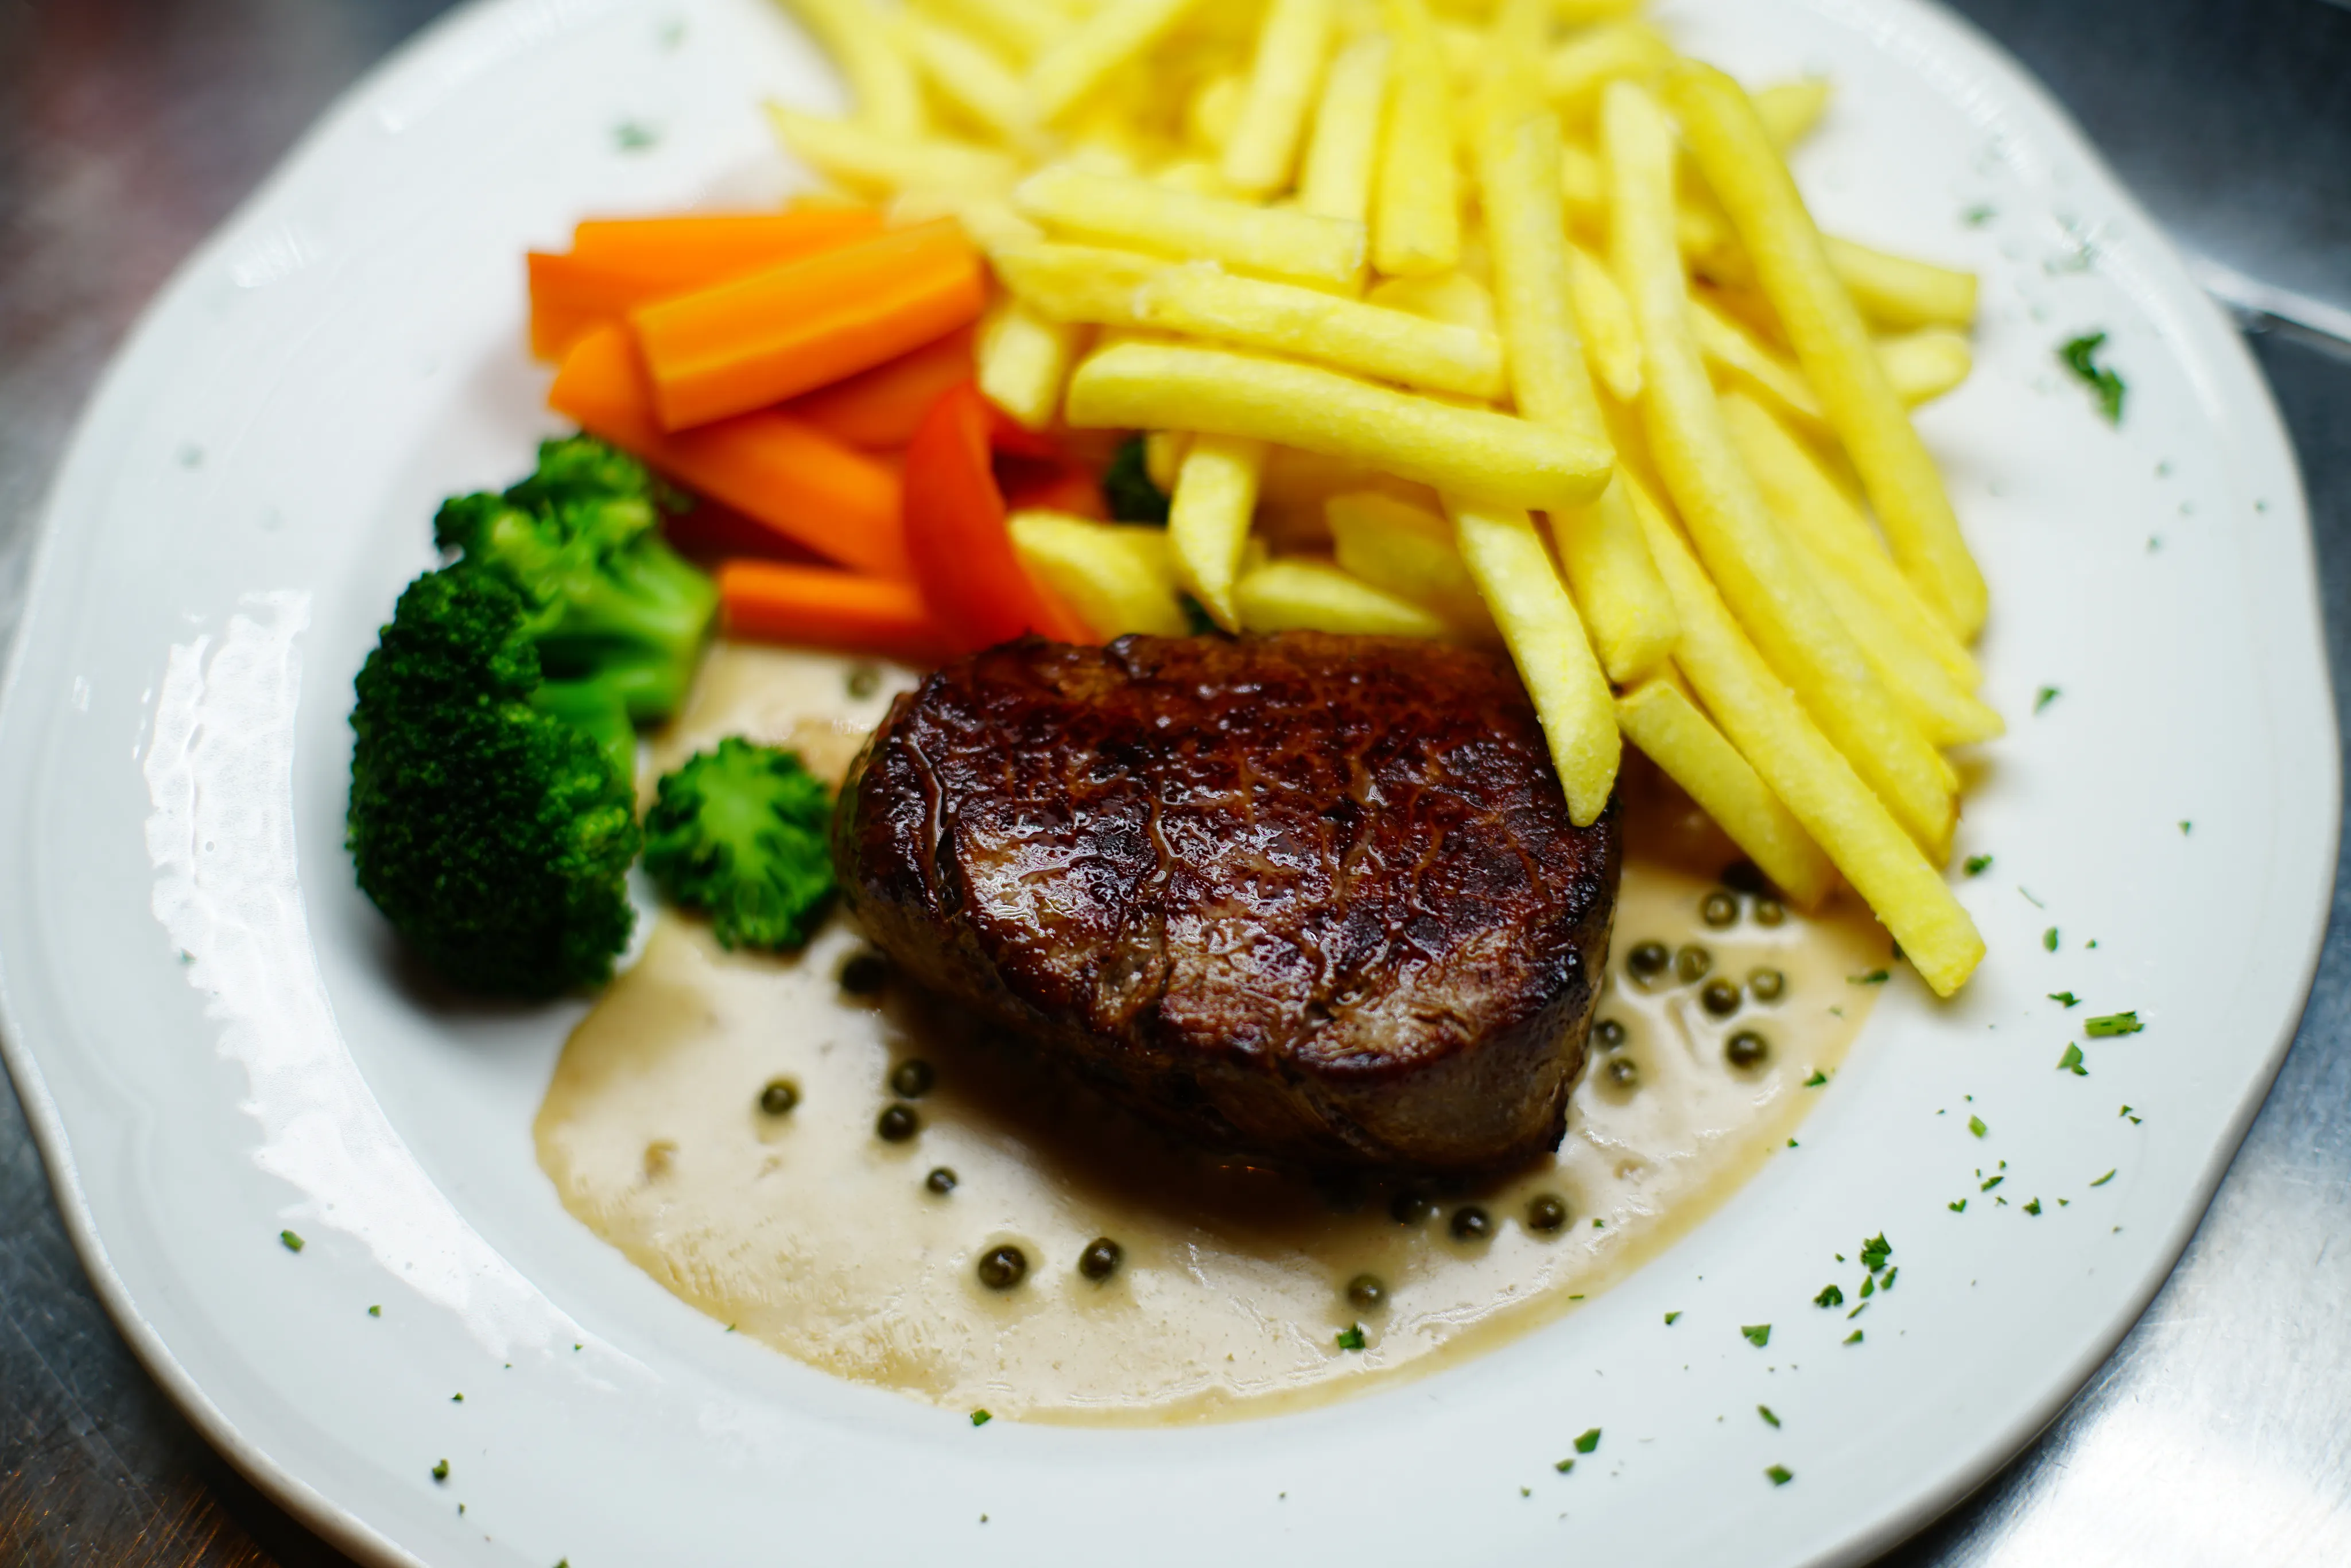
[890,1059,935,1099]
[1526,1194,1568,1233]
[1753,898,1786,928]
[1701,979,1741,1018]
[1674,944,1713,984]
[1450,1205,1492,1241]
[876,1104,920,1142]
[925,1166,958,1194]
[976,1244,1027,1290]
[758,1079,799,1116]
[1078,1237,1124,1280]
[845,663,882,700]
[1346,1273,1387,1311]
[1748,967,1787,1003]
[1593,1017,1627,1051]
[1726,1030,1770,1070]
[1607,1057,1639,1089]
[839,950,890,995]
[1721,860,1767,895]
[1628,940,1670,981]
[1701,891,1740,929]
[1390,1189,1431,1224]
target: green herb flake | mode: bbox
[2050,991,2080,1007]
[1844,1329,1864,1345]
[1968,1115,1988,1138]
[1767,1465,1795,1487]
[431,1460,449,1483]
[1741,1324,1772,1348]
[1555,1457,1576,1473]
[1860,1274,1875,1300]
[969,1408,993,1426]
[2023,1198,2043,1216]
[1334,1324,1367,1352]
[1881,1266,1898,1291]
[1814,1284,1845,1309]
[1949,1199,1967,1213]
[1664,1310,1682,1325]
[1849,970,1890,986]
[2043,926,2059,952]
[2179,820,2193,835]
[451,1393,464,1403]
[367,1305,381,1318]
[2035,685,2061,713]
[2085,1011,2144,1038]
[1964,854,1993,876]
[1803,1070,1829,1088]
[1981,1174,2004,1192]
[2090,1169,2117,1187]
[612,120,658,152]
[2058,332,2127,424]
[1964,204,1997,227]
[1758,1405,1781,1429]
[1860,1234,1892,1272]
[279,1229,305,1253]
[2057,1043,2088,1076]
[1576,1427,1603,1454]
[1520,1486,1531,1498]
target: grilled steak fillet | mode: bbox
[835,632,1620,1173]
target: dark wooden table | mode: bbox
[3,2,2347,1563]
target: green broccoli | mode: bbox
[643,739,837,952]
[348,435,720,996]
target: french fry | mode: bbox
[1167,434,1267,630]
[1223,0,1336,195]
[1542,22,1671,115]
[779,0,928,137]
[1568,241,1643,402]
[765,107,1017,196]
[1066,339,1615,513]
[1559,139,1606,227]
[1616,678,1834,910]
[1368,270,1497,332]
[1446,496,1620,826]
[985,242,1158,328]
[1555,0,1649,20]
[901,17,1040,150]
[1185,74,1248,156]
[1235,557,1454,639]
[1298,34,1392,224]
[1476,109,1608,448]
[1821,236,1978,331]
[1011,165,1366,287]
[1373,0,1461,277]
[1878,328,1973,407]
[886,189,1042,252]
[1549,475,1679,683]
[1690,292,1822,428]
[1624,475,1983,996]
[1665,64,1988,639]
[917,0,1062,61]
[1008,511,1192,636]
[1717,391,1978,690]
[1026,0,1209,123]
[1753,79,1831,149]
[1604,79,1954,856]
[1145,429,1190,491]
[978,296,1085,430]
[1326,490,1495,636]
[1135,262,1507,399]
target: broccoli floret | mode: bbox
[434,436,718,723]
[643,739,837,952]
[1101,436,1171,525]
[348,568,641,996]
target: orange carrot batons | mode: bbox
[783,325,977,449]
[549,325,909,578]
[720,560,942,661]
[630,219,988,430]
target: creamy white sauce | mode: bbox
[537,644,1887,1423]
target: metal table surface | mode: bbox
[2,2,2345,1562]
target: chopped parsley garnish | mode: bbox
[2042,927,2059,952]
[2057,1043,2088,1076]
[612,121,658,152]
[2121,1104,2142,1124]
[1334,1324,1367,1351]
[1555,1457,1576,1473]
[1981,1175,2004,1191]
[2050,991,2080,1007]
[1968,1115,1988,1139]
[2090,1169,2117,1187]
[2023,1198,2043,1216]
[1949,1199,1966,1213]
[1665,1311,1682,1325]
[1575,1427,1603,1454]
[1881,1267,1898,1292]
[368,1305,381,1317]
[1814,1284,1845,1308]
[1849,970,1890,985]
[1859,1275,1875,1300]
[431,1460,449,1482]
[1803,1070,1829,1088]
[1964,854,1993,876]
[2058,332,2127,424]
[2035,685,2061,713]
[1741,1324,1772,1348]
[2085,1011,2143,1038]
[2180,820,2193,835]
[970,1408,993,1427]
[451,1393,463,1403]
[1766,1465,1794,1486]
[1758,1405,1781,1429]
[1964,204,1997,227]
[1843,1329,1864,1345]
[1860,1234,1892,1272]
[279,1229,305,1253]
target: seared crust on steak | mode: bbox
[835,632,1620,1173]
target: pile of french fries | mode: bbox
[770,0,1995,996]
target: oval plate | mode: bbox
[0,0,2333,1563]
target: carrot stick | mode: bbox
[720,560,943,661]
[630,219,988,430]
[549,325,909,577]
[527,208,883,361]
[783,325,976,449]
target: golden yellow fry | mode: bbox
[1753,79,1831,149]
[1559,139,1606,227]
[885,189,1041,250]
[1604,79,1955,856]
[1222,0,1336,195]
[1821,236,1978,331]
[1367,270,1497,332]
[1235,557,1454,639]
[901,17,1039,150]
[1026,0,1208,123]
[1374,0,1461,277]
[1153,158,1229,197]
[1066,339,1616,513]
[779,0,927,137]
[1878,328,1973,407]
[1169,434,1268,631]
[1566,240,1643,402]
[1298,33,1392,223]
[1135,263,1507,398]
[1542,22,1670,112]
[1326,490,1495,636]
[978,297,1084,432]
[1144,430,1189,492]
[917,0,1062,61]
[1549,475,1679,683]
[1183,75,1247,156]
[1446,496,1620,826]
[1008,513,1192,637]
[1666,63,1988,639]
[986,242,1159,324]
[1625,477,1983,995]
[1555,0,1649,19]
[765,106,1017,195]
[1011,165,1367,287]
[1717,392,1978,691]
[1690,292,1822,427]
[1477,110,1609,448]
[1615,679,1834,910]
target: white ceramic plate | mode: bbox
[0,1,2334,1563]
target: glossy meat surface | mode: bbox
[835,632,1620,1171]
